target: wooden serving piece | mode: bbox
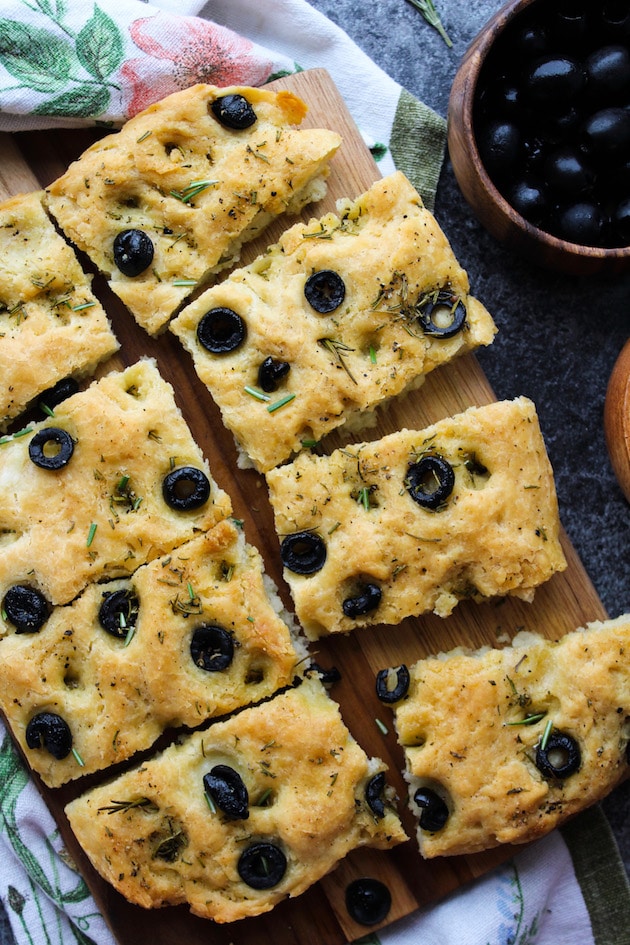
[605,338,630,504]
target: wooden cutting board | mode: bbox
[1,69,608,944]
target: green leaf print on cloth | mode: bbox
[0,735,111,945]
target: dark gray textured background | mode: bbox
[306,0,630,871]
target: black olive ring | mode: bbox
[280,531,327,575]
[375,664,410,703]
[365,771,386,819]
[535,730,581,780]
[342,582,382,619]
[25,711,73,760]
[237,841,287,890]
[190,624,235,672]
[304,269,346,314]
[345,877,392,926]
[2,584,49,634]
[258,356,291,393]
[98,588,139,639]
[413,786,450,832]
[417,291,467,338]
[28,427,75,470]
[405,455,455,510]
[162,466,211,511]
[203,764,249,820]
[196,307,247,354]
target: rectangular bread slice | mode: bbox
[266,397,567,638]
[0,191,119,430]
[46,84,341,335]
[64,676,407,922]
[170,171,497,472]
[387,615,630,857]
[0,358,231,606]
[0,520,306,787]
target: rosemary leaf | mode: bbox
[406,0,452,47]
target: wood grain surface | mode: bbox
[1,69,609,944]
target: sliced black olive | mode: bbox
[162,466,210,511]
[307,661,341,686]
[535,730,581,779]
[405,455,455,510]
[113,229,154,277]
[28,427,74,470]
[211,94,257,130]
[2,584,49,634]
[342,583,382,619]
[196,307,246,354]
[375,664,410,703]
[190,624,234,672]
[304,270,346,314]
[38,376,79,415]
[280,531,326,575]
[98,588,139,639]
[237,841,287,889]
[413,786,449,832]
[365,771,386,819]
[417,291,467,338]
[25,712,72,760]
[203,764,249,819]
[257,356,291,393]
[345,877,391,926]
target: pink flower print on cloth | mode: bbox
[122,12,274,115]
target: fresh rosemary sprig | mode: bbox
[406,0,452,48]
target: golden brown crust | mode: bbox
[0,359,231,606]
[266,398,566,638]
[65,677,407,922]
[390,616,630,857]
[46,84,341,334]
[170,172,497,472]
[0,520,304,787]
[0,191,118,429]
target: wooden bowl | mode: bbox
[447,0,630,276]
[605,338,630,504]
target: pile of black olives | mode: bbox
[474,0,630,247]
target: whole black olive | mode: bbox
[25,711,72,760]
[304,270,346,314]
[612,197,630,244]
[162,466,210,511]
[345,877,391,926]
[203,764,249,819]
[477,119,521,179]
[257,356,291,393]
[511,21,549,60]
[342,583,382,619]
[506,179,548,226]
[196,307,246,354]
[375,664,410,703]
[416,291,467,338]
[113,229,154,277]
[28,427,74,470]
[581,107,630,162]
[585,45,630,104]
[280,531,326,575]
[536,730,581,779]
[98,588,139,639]
[210,94,257,130]
[190,624,234,672]
[413,786,449,832]
[555,201,605,245]
[365,771,386,819]
[524,57,586,111]
[405,455,455,510]
[544,148,594,196]
[38,376,79,415]
[3,584,49,633]
[237,842,287,889]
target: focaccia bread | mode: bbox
[65,676,407,922]
[386,614,630,858]
[266,397,567,638]
[46,83,341,334]
[170,172,497,472]
[0,520,305,788]
[0,190,119,430]
[0,358,231,607]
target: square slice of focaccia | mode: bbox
[170,172,497,472]
[0,191,119,430]
[64,676,407,922]
[266,397,567,638]
[0,520,305,788]
[386,615,630,858]
[0,358,231,607]
[45,84,341,335]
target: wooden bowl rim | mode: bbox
[448,0,630,262]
